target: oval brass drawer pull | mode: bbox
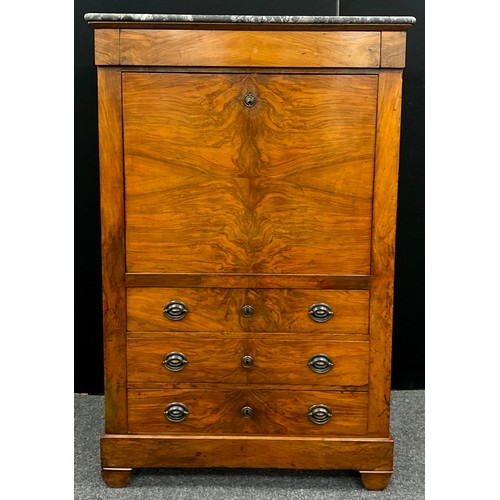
[308,404,333,425]
[163,352,188,372]
[164,402,189,423]
[308,354,334,374]
[308,303,334,323]
[163,300,188,321]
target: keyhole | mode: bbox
[241,305,254,318]
[241,406,253,418]
[242,355,254,368]
[243,93,256,107]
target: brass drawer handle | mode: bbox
[308,354,334,374]
[241,304,254,318]
[163,352,188,372]
[241,406,253,418]
[309,303,334,323]
[308,404,333,425]
[164,402,189,423]
[163,300,188,321]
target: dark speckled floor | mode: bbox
[74,390,424,499]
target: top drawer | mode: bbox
[127,288,369,334]
[119,30,380,67]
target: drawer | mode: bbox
[128,388,368,436]
[127,288,369,334]
[120,30,380,68]
[127,335,369,387]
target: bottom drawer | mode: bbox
[128,388,367,436]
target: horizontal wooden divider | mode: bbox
[125,273,371,289]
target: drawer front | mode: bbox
[127,288,369,333]
[128,389,368,436]
[120,30,380,68]
[127,288,242,332]
[127,335,369,386]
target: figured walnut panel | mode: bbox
[127,287,244,332]
[123,73,377,274]
[126,288,369,333]
[120,30,380,67]
[128,336,245,385]
[127,334,369,386]
[128,388,368,436]
[243,336,368,385]
[244,289,369,333]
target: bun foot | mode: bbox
[101,467,132,487]
[359,470,392,490]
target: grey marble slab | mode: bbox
[84,13,416,25]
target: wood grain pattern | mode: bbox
[97,67,127,433]
[367,71,403,436]
[126,288,369,333]
[381,32,407,68]
[125,273,371,290]
[127,287,242,332]
[127,388,367,435]
[123,73,377,274]
[95,29,120,65]
[244,289,369,333]
[127,334,369,386]
[101,434,394,470]
[120,30,380,67]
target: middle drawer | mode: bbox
[127,288,369,333]
[127,334,369,387]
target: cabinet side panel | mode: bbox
[368,71,402,436]
[98,67,127,432]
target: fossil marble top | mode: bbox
[84,13,416,25]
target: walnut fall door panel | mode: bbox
[123,73,378,275]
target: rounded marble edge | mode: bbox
[84,13,416,25]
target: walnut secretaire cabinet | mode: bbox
[85,13,415,491]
